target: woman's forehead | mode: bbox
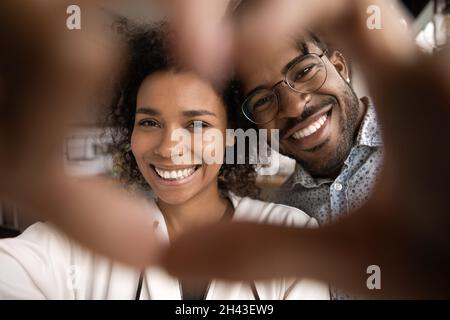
[136,71,225,115]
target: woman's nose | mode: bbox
[153,127,186,159]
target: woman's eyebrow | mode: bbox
[182,110,217,118]
[135,107,160,116]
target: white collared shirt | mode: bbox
[0,193,329,300]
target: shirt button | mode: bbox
[333,183,343,191]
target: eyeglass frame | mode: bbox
[241,49,329,125]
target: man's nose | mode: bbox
[276,86,311,119]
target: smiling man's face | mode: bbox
[237,37,366,178]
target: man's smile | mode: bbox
[283,102,334,151]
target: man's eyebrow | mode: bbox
[135,107,160,116]
[281,42,309,74]
[182,110,217,118]
[245,85,267,98]
[246,42,309,96]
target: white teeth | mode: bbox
[291,114,328,140]
[154,166,197,181]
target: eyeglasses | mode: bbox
[241,50,328,124]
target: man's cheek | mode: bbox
[330,107,344,135]
[279,142,296,159]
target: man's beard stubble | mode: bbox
[285,84,362,178]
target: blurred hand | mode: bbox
[0,0,115,196]
[0,0,163,268]
[162,0,234,84]
[163,0,450,298]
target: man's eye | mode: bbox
[138,119,160,127]
[295,64,315,80]
[253,96,273,109]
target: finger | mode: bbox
[16,175,166,269]
[163,199,445,298]
[163,219,375,289]
[163,222,312,279]
[163,0,234,84]
[0,1,166,268]
[0,1,121,197]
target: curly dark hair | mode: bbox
[105,20,260,199]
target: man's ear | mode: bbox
[329,50,350,82]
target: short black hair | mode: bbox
[226,0,351,128]
[228,0,330,55]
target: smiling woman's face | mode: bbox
[131,71,227,205]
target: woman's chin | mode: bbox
[155,192,194,206]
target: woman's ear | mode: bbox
[329,50,351,83]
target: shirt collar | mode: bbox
[290,163,333,188]
[289,96,382,189]
[355,96,383,148]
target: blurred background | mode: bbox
[1,0,448,236]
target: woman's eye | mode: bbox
[138,119,160,128]
[187,121,209,129]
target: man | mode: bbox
[235,32,382,226]
[229,2,383,299]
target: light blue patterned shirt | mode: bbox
[271,97,383,225]
[270,97,383,299]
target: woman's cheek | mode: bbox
[130,129,143,160]
[131,130,155,165]
[202,128,225,165]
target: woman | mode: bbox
[0,22,329,299]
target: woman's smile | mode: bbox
[149,164,202,186]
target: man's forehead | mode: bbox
[236,37,320,94]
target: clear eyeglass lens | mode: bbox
[286,55,326,93]
[245,90,278,124]
[243,54,327,124]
